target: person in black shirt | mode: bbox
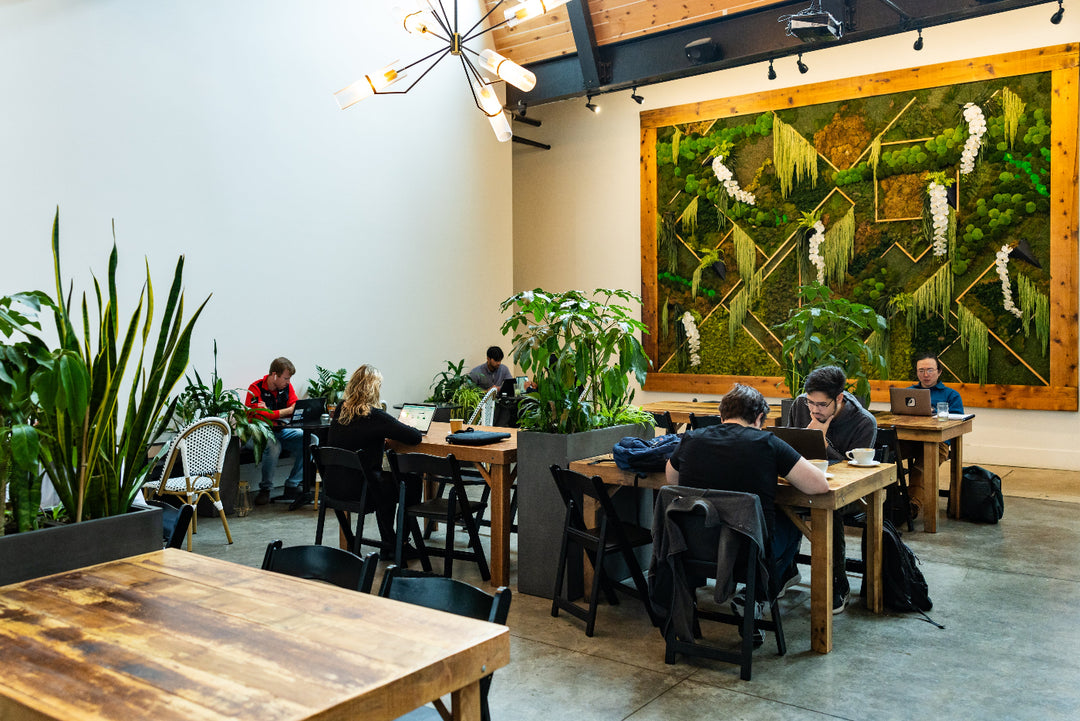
[328,365,423,551]
[666,384,828,590]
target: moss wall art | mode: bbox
[640,45,1079,411]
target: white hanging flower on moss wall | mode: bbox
[960,103,986,175]
[681,311,701,367]
[995,244,1023,319]
[711,155,756,205]
[928,180,950,256]
[807,220,826,284]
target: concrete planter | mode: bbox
[516,423,650,598]
[0,506,163,586]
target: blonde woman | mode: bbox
[328,365,422,552]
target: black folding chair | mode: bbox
[261,540,379,593]
[688,412,724,430]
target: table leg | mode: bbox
[921,442,939,533]
[864,487,884,614]
[476,462,512,588]
[450,679,482,720]
[949,436,964,519]
[809,506,833,654]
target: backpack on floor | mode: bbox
[948,465,1005,524]
[864,519,933,614]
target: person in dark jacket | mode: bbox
[327,364,422,552]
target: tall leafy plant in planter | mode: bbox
[33,211,208,523]
[425,359,484,420]
[499,288,653,433]
[772,282,888,406]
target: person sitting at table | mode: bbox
[246,357,303,506]
[328,364,423,556]
[664,384,829,598]
[469,346,514,391]
[902,352,965,517]
[789,365,877,614]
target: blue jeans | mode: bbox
[260,427,305,491]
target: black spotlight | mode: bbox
[630,87,644,104]
[1051,0,1064,24]
[585,95,600,113]
[913,28,924,51]
[768,59,777,80]
[797,53,809,74]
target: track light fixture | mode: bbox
[768,59,777,80]
[913,28,924,51]
[585,95,600,113]
[630,87,644,104]
[1051,0,1064,24]
[797,53,809,74]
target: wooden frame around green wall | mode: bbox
[639,44,1079,411]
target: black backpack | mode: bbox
[613,434,681,472]
[948,465,1005,523]
[863,519,934,616]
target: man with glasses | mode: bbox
[789,365,877,613]
[904,353,964,516]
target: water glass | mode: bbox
[936,401,950,419]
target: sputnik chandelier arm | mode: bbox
[334,0,570,142]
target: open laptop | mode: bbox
[889,386,933,416]
[499,378,517,396]
[287,398,326,426]
[768,426,832,462]
[398,403,436,434]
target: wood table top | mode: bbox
[0,549,510,721]
[569,454,896,512]
[874,412,974,441]
[640,401,783,424]
[389,422,518,464]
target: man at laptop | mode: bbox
[246,357,304,505]
[903,353,965,516]
[469,346,514,391]
[790,365,877,613]
[665,384,829,600]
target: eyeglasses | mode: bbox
[806,398,835,410]
[917,368,938,374]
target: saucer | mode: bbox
[847,460,881,467]
[824,472,834,479]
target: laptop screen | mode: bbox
[768,426,830,461]
[289,398,326,425]
[398,403,436,433]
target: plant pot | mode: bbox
[0,505,163,586]
[516,423,651,599]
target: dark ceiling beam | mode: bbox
[566,0,603,90]
[507,0,1055,108]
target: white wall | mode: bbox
[512,6,1080,470]
[0,0,513,407]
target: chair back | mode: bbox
[650,410,677,435]
[311,445,373,501]
[468,386,499,426]
[688,412,723,430]
[874,427,900,463]
[386,450,462,485]
[549,465,615,520]
[146,499,194,549]
[379,566,511,625]
[261,540,379,593]
[154,417,231,488]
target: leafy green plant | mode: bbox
[306,365,347,405]
[174,341,274,462]
[425,359,484,419]
[500,288,651,434]
[33,210,208,523]
[772,282,888,405]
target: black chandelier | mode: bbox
[335,0,570,142]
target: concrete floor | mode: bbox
[189,465,1080,721]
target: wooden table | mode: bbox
[874,412,973,533]
[569,455,895,654]
[0,550,509,721]
[641,400,782,429]
[388,422,517,588]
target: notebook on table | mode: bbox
[768,426,832,462]
[889,387,933,416]
[398,403,436,434]
[286,398,326,426]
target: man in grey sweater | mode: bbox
[789,365,877,613]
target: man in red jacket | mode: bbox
[246,357,303,505]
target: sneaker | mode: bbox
[730,591,766,648]
[254,490,271,506]
[777,565,801,599]
[833,590,850,615]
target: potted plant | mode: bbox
[305,365,347,412]
[499,288,654,597]
[172,341,274,516]
[425,359,485,421]
[772,282,888,412]
[0,211,205,585]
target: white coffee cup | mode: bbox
[810,460,829,475]
[846,447,876,465]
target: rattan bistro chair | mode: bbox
[141,417,233,549]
